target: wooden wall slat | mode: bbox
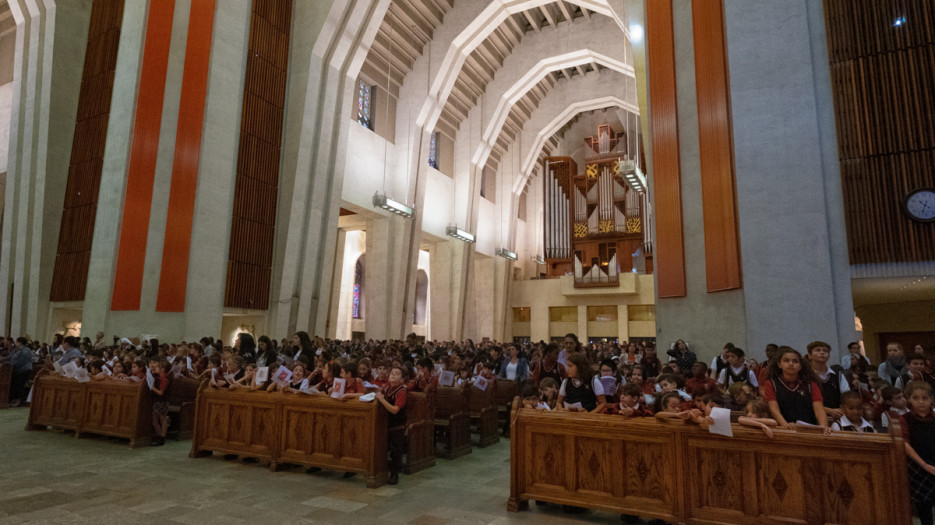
[646,0,686,297]
[225,0,293,310]
[824,0,935,264]
[691,0,741,292]
[50,0,125,302]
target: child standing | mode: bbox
[375,365,409,485]
[881,386,910,430]
[763,347,831,433]
[831,391,875,432]
[149,358,170,446]
[900,382,935,525]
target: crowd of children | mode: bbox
[4,332,935,522]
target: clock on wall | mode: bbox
[904,188,935,222]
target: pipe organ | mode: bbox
[543,124,652,284]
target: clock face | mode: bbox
[905,189,935,222]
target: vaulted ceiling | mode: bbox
[361,0,624,175]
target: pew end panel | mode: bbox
[434,386,472,459]
[509,408,914,525]
[26,374,87,432]
[404,391,436,474]
[0,364,11,408]
[277,395,388,488]
[510,410,679,522]
[80,380,153,448]
[191,388,281,465]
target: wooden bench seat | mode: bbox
[403,391,436,474]
[165,376,202,440]
[433,386,471,459]
[467,383,499,447]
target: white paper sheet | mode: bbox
[362,381,378,389]
[73,367,91,384]
[62,361,79,378]
[564,401,583,410]
[255,366,269,385]
[474,375,488,391]
[146,368,155,390]
[186,356,193,370]
[708,407,733,437]
[358,392,375,402]
[53,361,65,376]
[331,378,346,398]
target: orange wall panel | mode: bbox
[110,0,176,310]
[692,0,742,292]
[155,0,217,312]
[646,0,686,298]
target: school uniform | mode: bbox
[763,377,823,425]
[559,376,604,411]
[815,368,849,409]
[685,376,719,396]
[382,383,408,478]
[718,365,758,388]
[710,355,730,379]
[881,407,909,429]
[831,415,875,432]
[900,412,935,515]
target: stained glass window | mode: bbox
[352,259,363,319]
[428,131,439,169]
[357,80,373,129]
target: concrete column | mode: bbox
[724,0,854,360]
[531,304,549,343]
[577,305,588,342]
[364,216,407,340]
[617,304,629,344]
[268,0,390,340]
[326,228,348,339]
[0,0,91,339]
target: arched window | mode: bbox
[414,270,428,325]
[353,256,365,319]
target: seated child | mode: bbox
[728,382,756,411]
[314,363,340,393]
[129,359,147,382]
[627,365,657,406]
[89,359,108,381]
[613,383,651,418]
[516,385,544,410]
[880,386,909,430]
[831,390,875,432]
[337,362,365,398]
[372,361,390,389]
[229,363,261,391]
[656,373,692,402]
[267,363,309,393]
[111,361,128,379]
[685,362,719,396]
[739,398,778,437]
[538,377,559,410]
[654,391,712,425]
[408,358,439,393]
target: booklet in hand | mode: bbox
[255,366,269,385]
[146,367,155,390]
[272,365,292,387]
[53,361,65,376]
[73,367,91,384]
[62,361,79,378]
[439,370,455,387]
[331,378,346,398]
[474,375,489,391]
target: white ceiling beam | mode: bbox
[555,0,573,23]
[539,5,555,27]
[522,9,541,32]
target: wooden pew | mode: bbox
[80,378,153,447]
[433,386,472,459]
[493,379,516,435]
[0,364,10,408]
[403,391,436,474]
[165,376,202,440]
[467,383,499,447]
[190,389,390,488]
[26,374,153,448]
[509,407,913,524]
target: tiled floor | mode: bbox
[0,408,631,525]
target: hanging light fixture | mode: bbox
[372,28,414,220]
[446,225,475,243]
[496,248,518,260]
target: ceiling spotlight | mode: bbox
[630,24,644,43]
[372,192,414,219]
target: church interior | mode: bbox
[0,0,934,524]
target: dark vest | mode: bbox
[384,384,407,428]
[538,361,563,385]
[772,378,817,425]
[727,365,749,386]
[715,355,729,376]
[564,377,597,411]
[906,414,935,465]
[817,371,842,409]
